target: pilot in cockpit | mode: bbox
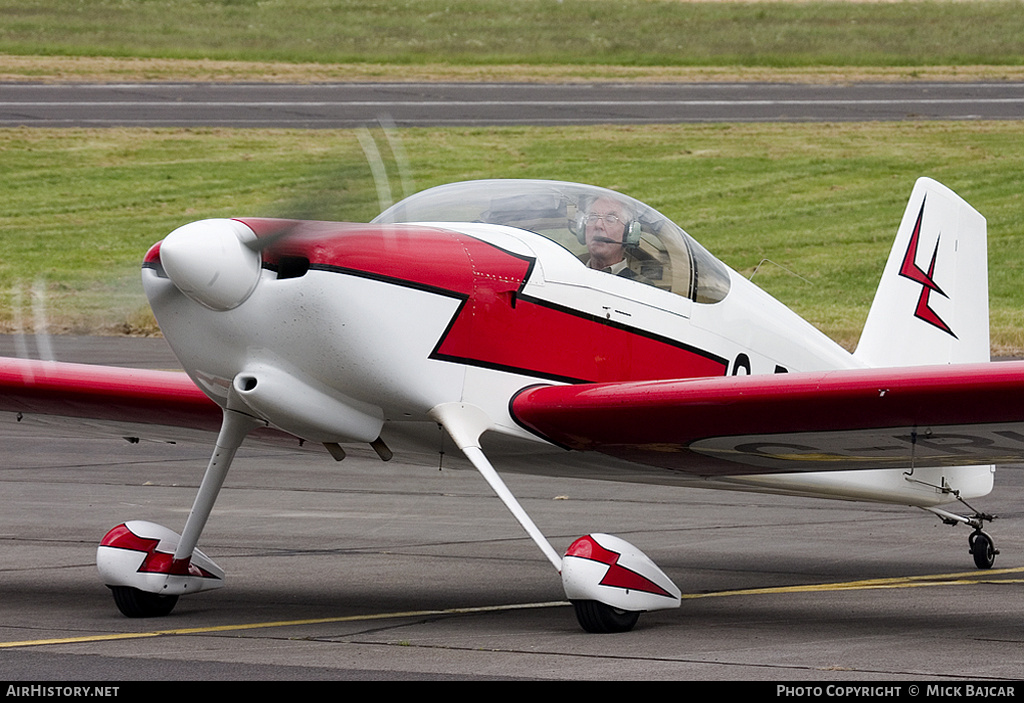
[576,195,651,283]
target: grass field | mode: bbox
[3,0,1023,70]
[1,1,1022,352]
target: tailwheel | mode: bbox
[969,530,998,570]
[110,586,179,618]
[923,505,999,571]
[572,600,641,634]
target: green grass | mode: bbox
[2,123,1023,352]
[2,0,1023,68]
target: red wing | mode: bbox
[0,357,222,432]
[511,362,1024,476]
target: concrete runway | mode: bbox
[3,82,1023,127]
[1,335,1023,681]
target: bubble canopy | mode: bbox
[373,180,730,304]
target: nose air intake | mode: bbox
[159,219,261,311]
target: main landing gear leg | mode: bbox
[429,403,562,571]
[429,403,680,633]
[98,409,262,616]
[923,506,999,570]
[173,409,262,572]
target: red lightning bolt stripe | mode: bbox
[565,535,674,597]
[100,523,216,578]
[898,199,956,338]
[433,293,728,383]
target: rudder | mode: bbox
[854,178,988,367]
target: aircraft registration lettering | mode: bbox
[692,424,1024,470]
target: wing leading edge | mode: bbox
[510,362,1024,476]
[0,357,221,431]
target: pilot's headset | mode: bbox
[570,198,642,248]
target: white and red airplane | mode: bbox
[2,176,1020,633]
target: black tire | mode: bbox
[110,586,179,618]
[970,531,996,570]
[572,600,641,633]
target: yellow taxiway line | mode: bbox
[0,601,566,649]
[4,567,1022,649]
[679,566,1024,599]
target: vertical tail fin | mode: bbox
[854,178,988,367]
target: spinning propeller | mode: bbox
[160,118,414,312]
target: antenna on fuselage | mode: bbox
[748,258,813,285]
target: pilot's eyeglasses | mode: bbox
[585,213,625,225]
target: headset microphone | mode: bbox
[571,214,642,247]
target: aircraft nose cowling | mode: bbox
[160,219,261,311]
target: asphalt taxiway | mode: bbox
[1,336,1023,681]
[3,82,1023,127]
